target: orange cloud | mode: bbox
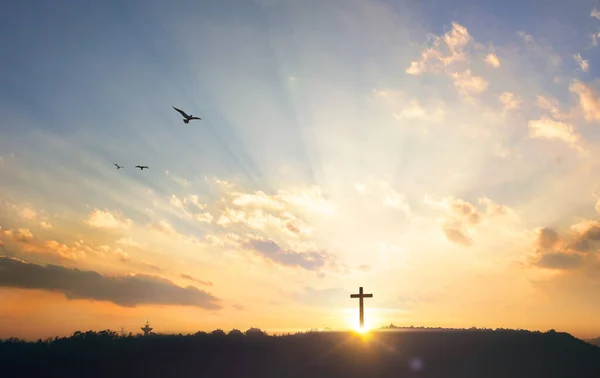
[569,80,600,122]
[484,53,500,68]
[528,117,581,150]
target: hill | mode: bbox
[2,328,599,378]
[587,337,600,346]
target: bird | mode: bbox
[114,164,124,169]
[135,165,149,170]
[173,106,201,124]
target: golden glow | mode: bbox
[2,4,600,342]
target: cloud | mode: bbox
[383,188,411,215]
[374,90,445,122]
[394,99,445,122]
[19,207,37,220]
[569,80,600,121]
[165,170,190,187]
[116,237,143,248]
[517,31,562,66]
[592,8,600,20]
[215,187,316,238]
[85,209,132,229]
[592,32,600,47]
[115,250,131,262]
[180,273,213,287]
[231,191,285,210]
[531,219,600,271]
[528,117,581,150]
[39,221,53,230]
[195,212,214,223]
[3,228,34,243]
[535,95,565,120]
[450,69,489,95]
[535,227,560,250]
[499,92,522,111]
[169,195,211,223]
[536,252,586,270]
[406,22,471,75]
[574,54,589,72]
[442,225,473,246]
[142,261,163,272]
[244,238,333,271]
[484,53,500,68]
[426,196,514,246]
[0,257,220,309]
[149,220,176,235]
[406,22,496,99]
[0,227,128,261]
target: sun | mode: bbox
[355,327,369,334]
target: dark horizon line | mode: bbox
[2,325,594,343]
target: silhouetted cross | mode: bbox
[350,286,373,329]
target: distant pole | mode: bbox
[350,286,373,329]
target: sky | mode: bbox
[1,0,600,340]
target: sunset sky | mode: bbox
[1,0,600,340]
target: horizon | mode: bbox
[1,0,600,341]
[3,323,581,343]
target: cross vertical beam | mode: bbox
[350,286,373,329]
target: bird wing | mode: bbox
[173,106,189,118]
[190,116,202,120]
[135,165,141,169]
[114,164,119,167]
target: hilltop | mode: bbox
[587,336,600,346]
[2,328,600,378]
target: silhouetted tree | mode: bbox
[245,327,266,337]
[228,329,243,337]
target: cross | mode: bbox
[350,286,373,329]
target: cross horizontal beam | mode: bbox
[350,293,373,298]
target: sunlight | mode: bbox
[354,326,369,334]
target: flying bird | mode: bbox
[173,106,201,124]
[114,164,124,169]
[135,165,149,170]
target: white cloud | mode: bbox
[528,117,581,150]
[592,8,600,20]
[85,209,132,229]
[574,53,589,72]
[484,53,500,68]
